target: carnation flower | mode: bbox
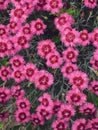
[54,13,74,31]
[72,118,87,130]
[9,55,25,69]
[89,80,98,95]
[91,28,98,48]
[79,102,96,116]
[15,109,30,123]
[46,51,63,69]
[24,63,38,82]
[36,0,47,11]
[90,53,98,70]
[31,113,44,126]
[16,98,31,110]
[31,18,47,35]
[0,24,8,37]
[52,119,68,130]
[69,70,89,90]
[46,0,63,14]
[0,87,11,104]
[53,100,62,116]
[66,89,87,106]
[0,0,10,10]
[87,118,98,130]
[36,105,53,120]
[84,0,97,9]
[0,66,12,81]
[34,70,54,90]
[38,93,53,108]
[11,85,25,99]
[61,62,78,79]
[57,104,76,121]
[60,29,79,47]
[62,47,79,63]
[37,39,56,58]
[0,112,8,121]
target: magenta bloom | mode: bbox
[31,18,47,35]
[54,13,74,31]
[61,29,79,47]
[61,62,78,79]
[24,63,38,82]
[79,102,96,116]
[72,118,87,130]
[52,119,68,130]
[9,55,25,69]
[57,104,76,121]
[66,89,87,106]
[46,51,63,69]
[0,24,9,37]
[91,28,98,48]
[84,0,97,9]
[36,105,53,120]
[0,0,10,10]
[46,0,63,14]
[53,100,62,116]
[87,118,98,130]
[0,87,11,104]
[15,109,30,123]
[34,70,54,90]
[62,47,79,63]
[36,0,47,11]
[11,68,25,83]
[0,112,9,121]
[11,85,25,99]
[0,66,12,81]
[69,70,89,90]
[16,98,31,111]
[37,39,56,58]
[31,113,44,126]
[89,80,98,95]
[38,93,53,108]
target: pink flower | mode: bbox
[87,118,98,130]
[79,102,96,116]
[66,89,87,106]
[61,62,78,79]
[84,0,97,9]
[11,85,25,99]
[53,100,62,116]
[15,109,30,123]
[24,63,38,82]
[31,18,47,35]
[36,0,47,11]
[16,98,31,110]
[69,70,89,90]
[31,113,44,126]
[52,119,68,130]
[9,55,25,69]
[72,118,87,130]
[0,24,9,37]
[46,0,63,14]
[37,39,56,58]
[11,68,25,83]
[34,70,54,90]
[78,30,90,46]
[0,0,10,10]
[0,66,12,81]
[91,28,98,48]
[46,51,63,69]
[62,47,79,63]
[54,13,74,31]
[10,6,28,23]
[0,87,11,104]
[36,105,53,120]
[38,93,53,108]
[0,112,8,121]
[89,80,98,95]
[57,104,76,121]
[60,29,79,47]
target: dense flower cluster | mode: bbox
[0,0,98,130]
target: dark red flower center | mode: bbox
[66,51,75,60]
[42,45,51,55]
[19,112,26,120]
[49,55,58,64]
[35,22,43,30]
[42,98,49,106]
[94,33,98,42]
[0,42,7,52]
[88,0,95,4]
[50,0,59,9]
[14,9,24,18]
[13,59,21,67]
[53,105,60,113]
[80,32,88,41]
[14,70,22,78]
[20,102,26,108]
[0,92,7,98]
[84,108,92,115]
[23,27,31,34]
[56,122,65,130]
[18,36,27,46]
[93,85,98,91]
[10,21,17,29]
[39,75,49,85]
[66,32,75,42]
[0,0,5,4]
[73,76,84,86]
[40,109,49,117]
[33,118,40,124]
[58,17,66,25]
[66,66,74,74]
[37,0,47,7]
[1,69,9,76]
[95,60,98,67]
[77,123,85,130]
[71,94,81,102]
[62,109,71,118]
[92,122,98,129]
[26,68,34,77]
[0,28,6,36]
